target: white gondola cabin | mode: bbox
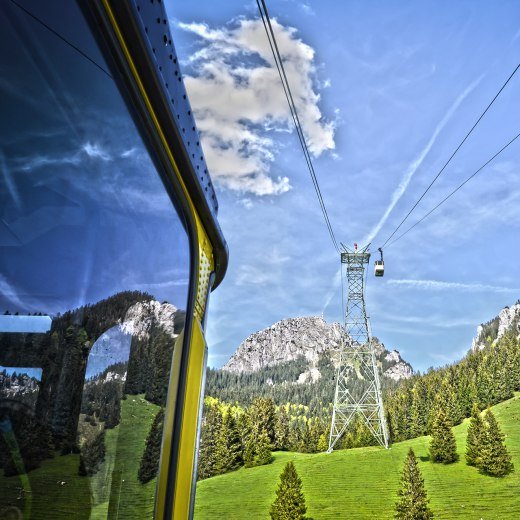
[374,248,384,277]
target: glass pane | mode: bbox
[0,2,190,518]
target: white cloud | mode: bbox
[234,245,291,286]
[120,147,138,158]
[179,17,335,196]
[386,278,516,293]
[361,75,483,246]
[0,150,21,209]
[12,141,174,217]
[280,0,315,16]
[83,142,111,161]
[300,3,315,16]
[0,274,38,311]
[239,197,254,209]
[16,141,113,172]
[400,159,520,244]
[17,153,81,171]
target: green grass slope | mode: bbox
[195,394,520,519]
[0,395,159,519]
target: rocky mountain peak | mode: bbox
[222,315,412,381]
[472,301,520,351]
[223,316,343,373]
[120,300,178,340]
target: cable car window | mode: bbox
[0,1,190,518]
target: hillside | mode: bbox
[0,291,182,518]
[0,395,159,519]
[206,316,412,408]
[195,394,520,519]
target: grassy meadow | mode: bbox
[195,394,520,519]
[1,393,518,518]
[0,395,159,519]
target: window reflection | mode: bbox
[0,1,190,518]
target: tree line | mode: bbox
[197,332,519,482]
[385,333,520,443]
[197,396,331,480]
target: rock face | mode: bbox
[472,301,520,351]
[223,317,343,373]
[0,371,39,406]
[121,300,178,340]
[222,316,413,381]
[384,361,413,381]
[297,367,322,384]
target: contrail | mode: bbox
[387,278,516,293]
[322,266,342,314]
[361,75,483,247]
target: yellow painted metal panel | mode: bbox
[173,320,206,518]
[155,331,184,517]
[100,2,215,518]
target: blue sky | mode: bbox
[166,0,520,373]
[0,2,190,318]
[0,2,517,375]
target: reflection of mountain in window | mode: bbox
[0,367,41,411]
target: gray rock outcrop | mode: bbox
[222,316,412,381]
[472,301,520,351]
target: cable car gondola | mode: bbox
[375,247,384,277]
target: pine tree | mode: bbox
[298,421,312,453]
[275,406,290,451]
[410,380,428,437]
[430,380,461,428]
[270,461,308,520]
[249,397,277,444]
[79,429,106,477]
[243,435,256,468]
[255,429,273,466]
[214,411,242,474]
[317,432,329,452]
[395,448,433,520]
[355,418,376,447]
[429,408,457,464]
[479,409,513,477]
[244,427,272,468]
[465,403,484,466]
[288,420,303,452]
[197,404,223,479]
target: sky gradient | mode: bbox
[168,0,520,373]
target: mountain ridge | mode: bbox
[222,315,413,381]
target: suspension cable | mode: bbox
[9,0,112,78]
[386,130,520,248]
[256,0,340,253]
[380,62,520,249]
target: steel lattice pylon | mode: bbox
[328,244,389,451]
